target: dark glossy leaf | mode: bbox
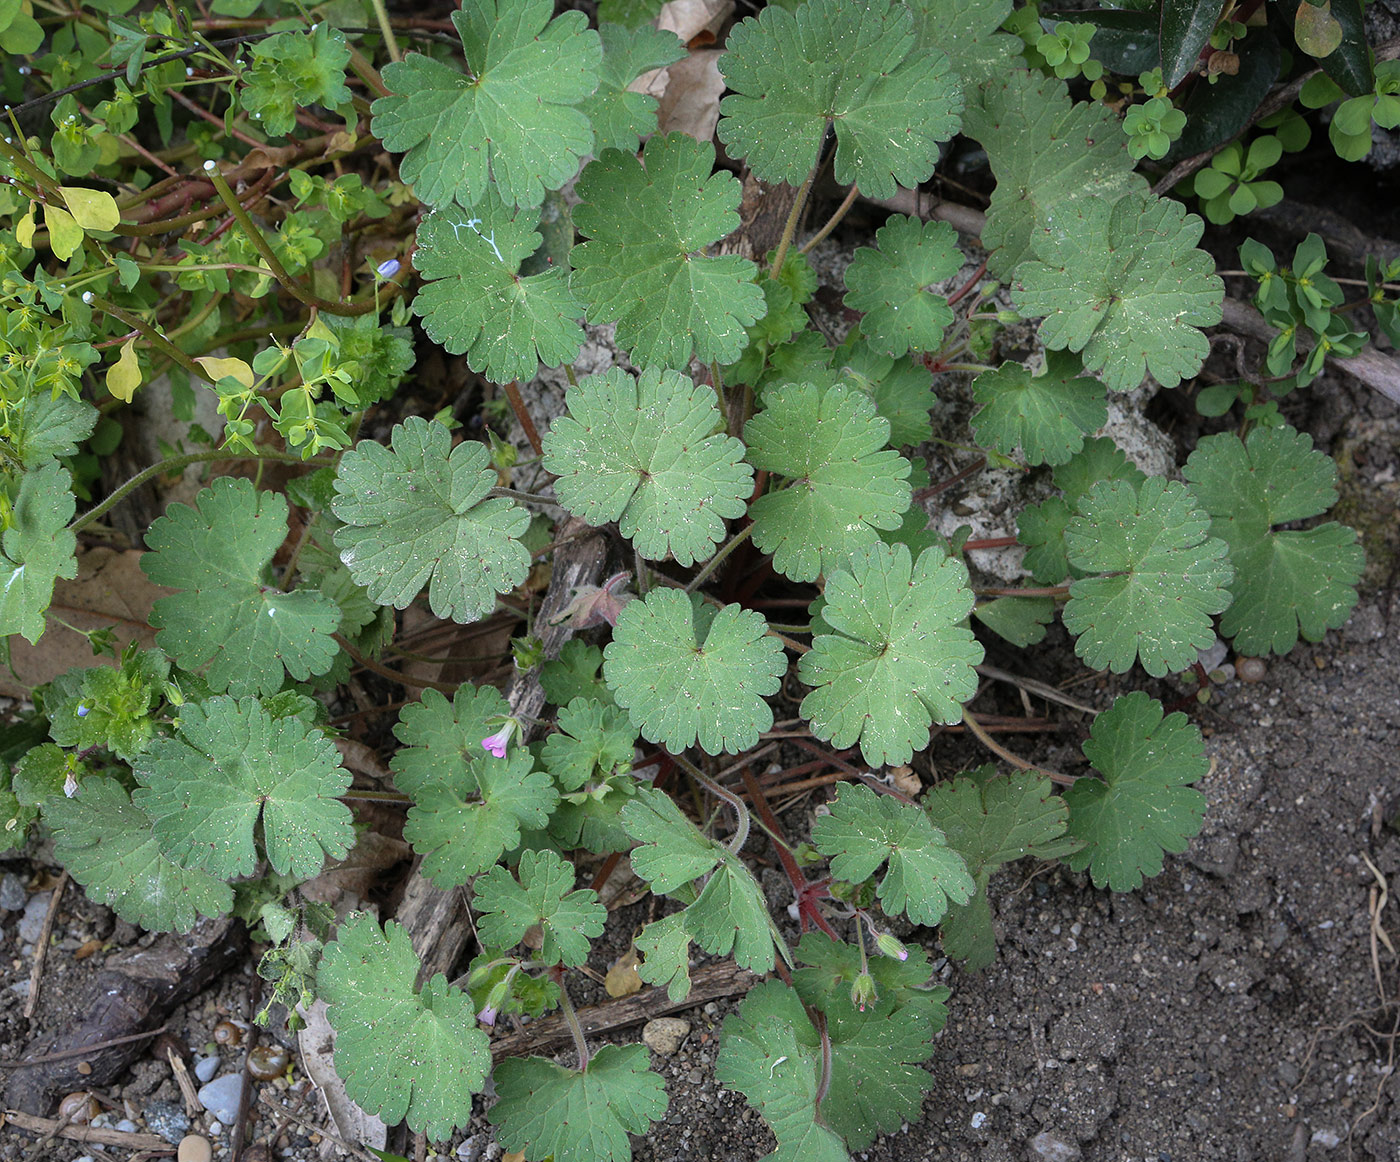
[1045,8,1157,75]
[1173,29,1282,156]
[1160,0,1224,89]
[1275,0,1373,95]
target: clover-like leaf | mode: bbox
[843,216,962,357]
[332,417,530,624]
[716,0,963,201]
[320,913,489,1140]
[47,776,232,934]
[474,849,605,967]
[141,476,340,696]
[1183,426,1363,655]
[572,133,765,369]
[1063,692,1208,891]
[370,0,601,210]
[744,381,912,582]
[961,70,1147,278]
[1063,478,1234,677]
[620,784,721,892]
[403,749,558,888]
[412,192,583,384]
[239,23,351,137]
[604,589,786,755]
[489,1045,668,1162]
[0,461,77,644]
[133,696,353,881]
[813,781,974,926]
[799,543,983,767]
[581,24,686,154]
[970,351,1108,467]
[542,367,753,566]
[1013,193,1225,392]
[923,766,1079,968]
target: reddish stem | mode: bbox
[946,256,988,307]
[502,380,544,457]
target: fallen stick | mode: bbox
[2,1109,173,1151]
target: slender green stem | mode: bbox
[366,0,401,62]
[70,448,330,534]
[83,293,209,385]
[769,141,823,280]
[202,161,374,316]
[684,522,753,594]
[490,487,564,507]
[673,752,751,855]
[764,622,811,635]
[563,364,578,388]
[633,546,650,598]
[800,183,859,255]
[555,979,591,1072]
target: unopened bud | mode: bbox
[875,932,909,961]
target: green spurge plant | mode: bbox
[0,0,1388,1159]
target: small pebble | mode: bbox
[196,1073,243,1123]
[193,1056,220,1083]
[0,871,26,911]
[208,1119,224,1136]
[178,1134,213,1162]
[641,1017,691,1056]
[142,1099,190,1144]
[17,893,50,944]
[1028,1130,1082,1162]
[115,1119,139,1133]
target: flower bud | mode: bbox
[850,971,877,1012]
[875,932,909,962]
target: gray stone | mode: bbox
[193,1056,220,1083]
[196,1073,243,1124]
[142,1100,190,1146]
[1028,1130,1082,1162]
[456,1133,487,1162]
[17,892,49,944]
[0,871,26,912]
[642,1017,691,1056]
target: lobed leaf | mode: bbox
[582,24,686,154]
[1063,692,1208,891]
[970,351,1108,467]
[542,367,753,566]
[572,133,765,369]
[799,543,983,767]
[0,461,78,644]
[473,848,605,967]
[716,0,963,201]
[332,417,531,625]
[842,216,962,358]
[319,913,489,1140]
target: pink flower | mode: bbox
[481,717,520,758]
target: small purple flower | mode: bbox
[376,258,401,280]
[481,717,520,759]
[75,704,89,718]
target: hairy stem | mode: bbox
[769,141,823,280]
[684,522,753,593]
[555,978,591,1072]
[673,752,751,855]
[800,183,859,255]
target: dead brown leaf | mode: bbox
[605,944,644,998]
[656,50,725,142]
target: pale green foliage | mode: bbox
[923,767,1078,968]
[0,461,77,644]
[1184,426,1363,655]
[142,476,340,696]
[745,381,912,582]
[799,544,983,766]
[1064,692,1208,891]
[717,0,963,200]
[239,24,351,137]
[46,650,168,762]
[684,855,780,973]
[412,192,584,383]
[961,70,1146,278]
[972,595,1055,647]
[134,696,353,881]
[843,216,961,357]
[835,336,937,447]
[604,590,786,755]
[634,912,692,1001]
[813,781,975,926]
[970,351,1108,467]
[542,367,753,566]
[572,134,765,369]
[582,24,686,153]
[489,1045,669,1162]
[390,684,509,795]
[332,417,530,624]
[473,848,605,966]
[48,776,233,934]
[319,913,489,1140]
[403,749,557,887]
[7,393,97,468]
[1014,193,1224,391]
[1063,478,1234,676]
[791,931,945,1016]
[371,0,601,210]
[905,0,1019,86]
[540,698,635,791]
